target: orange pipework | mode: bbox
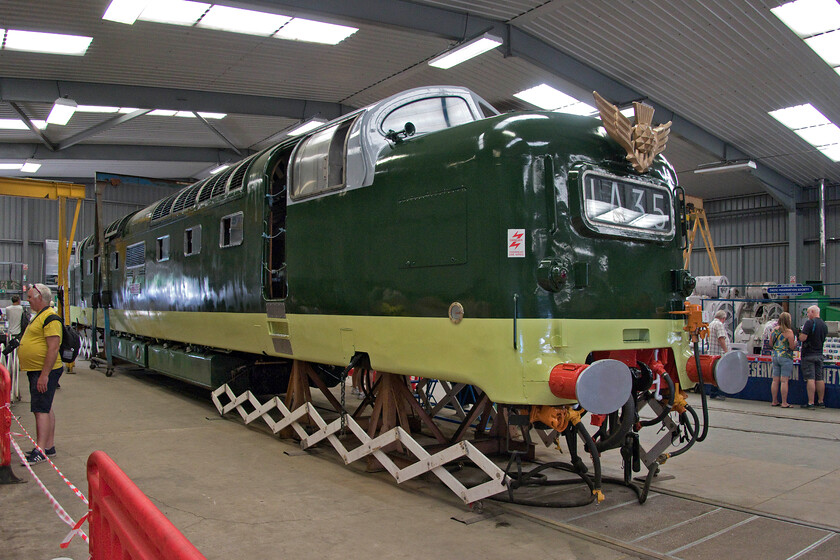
[669,302,708,342]
[530,405,572,433]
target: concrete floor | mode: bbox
[2,361,839,560]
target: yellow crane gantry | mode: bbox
[683,195,721,277]
[0,177,85,327]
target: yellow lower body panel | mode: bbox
[71,305,691,405]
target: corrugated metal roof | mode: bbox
[0,0,837,198]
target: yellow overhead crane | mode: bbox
[0,177,85,332]
[683,195,721,277]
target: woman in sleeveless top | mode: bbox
[770,312,796,408]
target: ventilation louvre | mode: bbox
[211,167,235,198]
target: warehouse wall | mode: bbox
[689,185,840,299]
[0,178,181,291]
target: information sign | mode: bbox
[767,284,814,297]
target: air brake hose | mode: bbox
[639,372,676,427]
[692,340,711,442]
[669,404,700,458]
[594,396,636,452]
[574,420,604,501]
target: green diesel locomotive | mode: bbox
[71,85,726,413]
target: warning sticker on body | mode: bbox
[507,229,525,258]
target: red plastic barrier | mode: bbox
[87,450,207,560]
[1,364,10,467]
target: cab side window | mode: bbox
[289,117,357,200]
[380,96,473,136]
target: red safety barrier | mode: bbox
[0,363,22,484]
[1,364,10,467]
[87,450,207,560]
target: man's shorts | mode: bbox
[27,367,64,413]
[800,354,824,382]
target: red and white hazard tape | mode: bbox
[12,415,89,506]
[10,438,89,546]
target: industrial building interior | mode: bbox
[0,0,838,284]
[1,2,840,560]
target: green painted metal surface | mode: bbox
[285,111,684,321]
[109,335,148,368]
[146,345,247,389]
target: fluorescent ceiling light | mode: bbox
[148,109,177,117]
[768,103,829,129]
[174,111,197,118]
[274,18,358,45]
[0,119,47,130]
[21,161,42,173]
[197,112,226,119]
[771,0,840,38]
[4,29,93,56]
[514,84,580,110]
[102,0,148,25]
[0,164,23,170]
[139,0,209,26]
[804,29,840,66]
[287,118,327,136]
[209,164,230,174]
[818,144,840,162]
[76,105,121,113]
[794,123,840,146]
[118,107,143,113]
[428,32,502,69]
[47,98,78,125]
[694,161,757,174]
[198,5,291,36]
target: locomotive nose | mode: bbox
[549,359,633,414]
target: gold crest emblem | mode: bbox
[593,91,672,173]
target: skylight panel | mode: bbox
[556,102,598,116]
[76,105,121,113]
[274,18,358,45]
[804,29,840,66]
[768,103,830,129]
[103,0,147,24]
[118,107,144,113]
[514,84,580,110]
[148,109,178,117]
[197,112,226,119]
[198,5,291,36]
[20,162,42,173]
[0,164,24,170]
[138,0,210,26]
[794,123,840,146]
[174,111,197,118]
[819,144,840,162]
[771,0,840,38]
[0,119,47,130]
[4,30,93,56]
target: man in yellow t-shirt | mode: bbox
[18,283,63,465]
